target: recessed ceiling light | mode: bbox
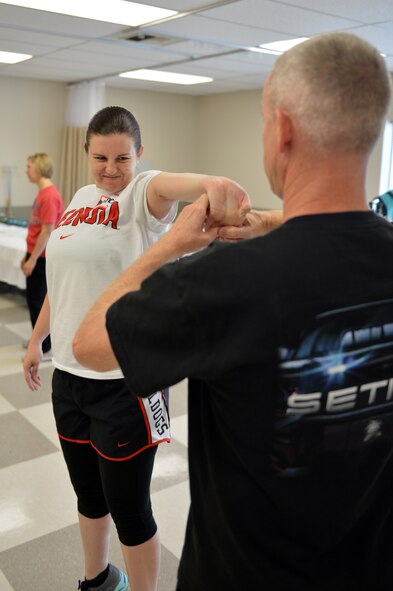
[254,37,309,55]
[247,47,282,56]
[0,50,32,63]
[119,69,213,85]
[0,0,177,27]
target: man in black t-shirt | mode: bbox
[74,33,393,591]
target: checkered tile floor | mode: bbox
[0,286,189,590]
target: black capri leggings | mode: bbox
[25,253,51,353]
[60,438,158,546]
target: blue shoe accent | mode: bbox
[113,570,128,591]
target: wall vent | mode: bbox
[112,31,180,47]
[126,33,155,42]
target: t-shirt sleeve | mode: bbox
[132,171,178,235]
[106,240,272,396]
[106,258,200,396]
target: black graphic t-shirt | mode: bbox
[107,211,393,591]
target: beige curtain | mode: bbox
[59,81,105,206]
[59,127,91,207]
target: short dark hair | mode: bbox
[85,106,142,152]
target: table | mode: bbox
[0,222,27,290]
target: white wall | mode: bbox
[198,89,282,210]
[0,76,67,208]
[106,87,200,174]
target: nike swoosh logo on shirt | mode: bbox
[60,234,74,239]
[117,442,130,448]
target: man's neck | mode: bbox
[282,152,370,222]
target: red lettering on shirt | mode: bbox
[102,202,119,229]
[56,202,120,230]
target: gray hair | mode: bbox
[267,33,392,153]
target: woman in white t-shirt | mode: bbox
[22,106,250,591]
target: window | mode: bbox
[379,121,393,194]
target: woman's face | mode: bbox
[87,133,143,194]
[26,159,40,184]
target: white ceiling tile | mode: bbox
[163,54,265,76]
[0,26,76,49]
[274,0,393,23]
[144,15,283,47]
[0,4,125,37]
[346,22,393,55]
[160,40,231,58]
[202,0,360,33]
[75,40,190,66]
[0,38,54,55]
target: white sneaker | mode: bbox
[41,350,52,362]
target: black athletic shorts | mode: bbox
[52,368,170,461]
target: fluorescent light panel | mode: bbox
[248,47,282,56]
[252,38,387,60]
[0,0,177,27]
[119,69,213,85]
[0,50,32,63]
[256,37,309,55]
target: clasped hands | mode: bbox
[159,179,282,260]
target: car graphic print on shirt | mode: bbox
[273,298,393,473]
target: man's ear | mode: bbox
[276,108,292,154]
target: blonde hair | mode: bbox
[267,33,391,153]
[28,153,54,179]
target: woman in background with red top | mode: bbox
[22,152,64,359]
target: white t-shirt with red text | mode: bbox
[46,170,177,380]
